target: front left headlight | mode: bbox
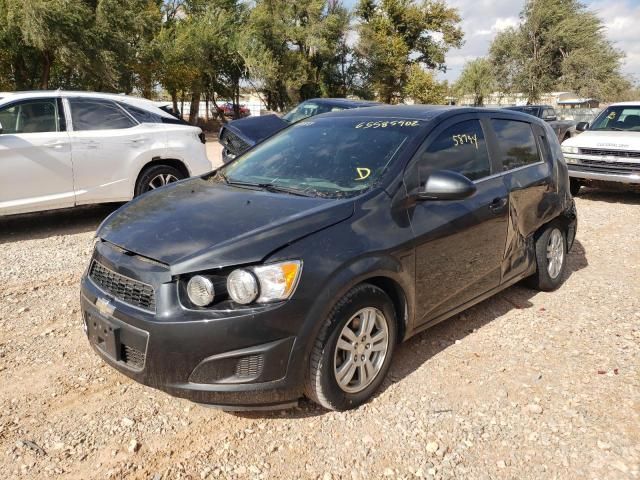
[561,145,578,154]
[227,260,302,305]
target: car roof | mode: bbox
[0,90,176,119]
[609,102,640,107]
[305,98,383,108]
[505,105,549,109]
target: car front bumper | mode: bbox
[79,243,308,410]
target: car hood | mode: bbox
[564,130,640,150]
[224,114,289,146]
[98,177,354,275]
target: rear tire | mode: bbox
[134,165,185,197]
[570,178,582,196]
[527,222,567,292]
[305,284,397,411]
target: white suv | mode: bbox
[0,91,211,216]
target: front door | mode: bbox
[0,97,73,215]
[406,115,509,325]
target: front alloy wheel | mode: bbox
[333,307,390,393]
[305,284,397,411]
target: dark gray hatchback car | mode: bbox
[81,106,577,411]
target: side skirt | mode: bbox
[408,268,535,338]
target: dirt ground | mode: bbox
[0,187,638,480]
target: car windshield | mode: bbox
[506,106,541,117]
[282,101,345,123]
[590,106,640,132]
[218,117,423,198]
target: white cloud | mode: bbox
[439,0,640,84]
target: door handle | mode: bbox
[129,137,146,144]
[489,197,508,214]
[83,140,99,149]
[44,141,67,149]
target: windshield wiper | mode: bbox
[225,179,315,197]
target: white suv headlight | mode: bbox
[226,260,302,305]
[561,145,578,154]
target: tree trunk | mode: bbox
[171,90,178,115]
[40,51,53,89]
[189,91,201,125]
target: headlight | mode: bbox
[227,260,302,305]
[187,275,215,307]
[253,261,302,303]
[561,145,578,154]
[227,269,259,305]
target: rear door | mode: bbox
[67,97,154,204]
[407,114,510,325]
[487,116,553,283]
[0,97,73,215]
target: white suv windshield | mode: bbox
[591,106,640,132]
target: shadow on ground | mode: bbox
[0,204,121,244]
[578,187,640,205]
[232,238,588,419]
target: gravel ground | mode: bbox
[0,188,638,480]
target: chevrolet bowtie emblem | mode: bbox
[96,298,115,316]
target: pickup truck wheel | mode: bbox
[570,178,582,196]
[305,284,397,411]
[527,222,567,292]
[135,165,185,197]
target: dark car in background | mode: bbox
[218,98,381,163]
[82,105,576,412]
[504,105,576,142]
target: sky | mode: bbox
[343,0,640,84]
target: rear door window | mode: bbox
[69,98,137,131]
[491,119,540,171]
[119,103,162,123]
[418,119,491,181]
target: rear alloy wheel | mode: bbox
[305,284,397,411]
[527,223,567,292]
[135,165,185,197]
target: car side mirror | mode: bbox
[576,122,589,132]
[413,170,477,202]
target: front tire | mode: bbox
[527,222,567,292]
[134,165,185,197]
[305,284,397,411]
[570,178,582,196]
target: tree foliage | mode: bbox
[0,0,461,115]
[489,0,630,102]
[454,58,495,106]
[353,0,463,103]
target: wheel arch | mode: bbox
[360,276,409,343]
[133,157,191,195]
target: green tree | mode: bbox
[354,0,463,103]
[489,0,630,102]
[404,64,447,104]
[454,58,495,106]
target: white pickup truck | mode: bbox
[561,102,640,195]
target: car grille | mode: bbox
[220,128,251,157]
[235,354,265,378]
[89,261,156,312]
[121,344,145,369]
[580,148,640,159]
